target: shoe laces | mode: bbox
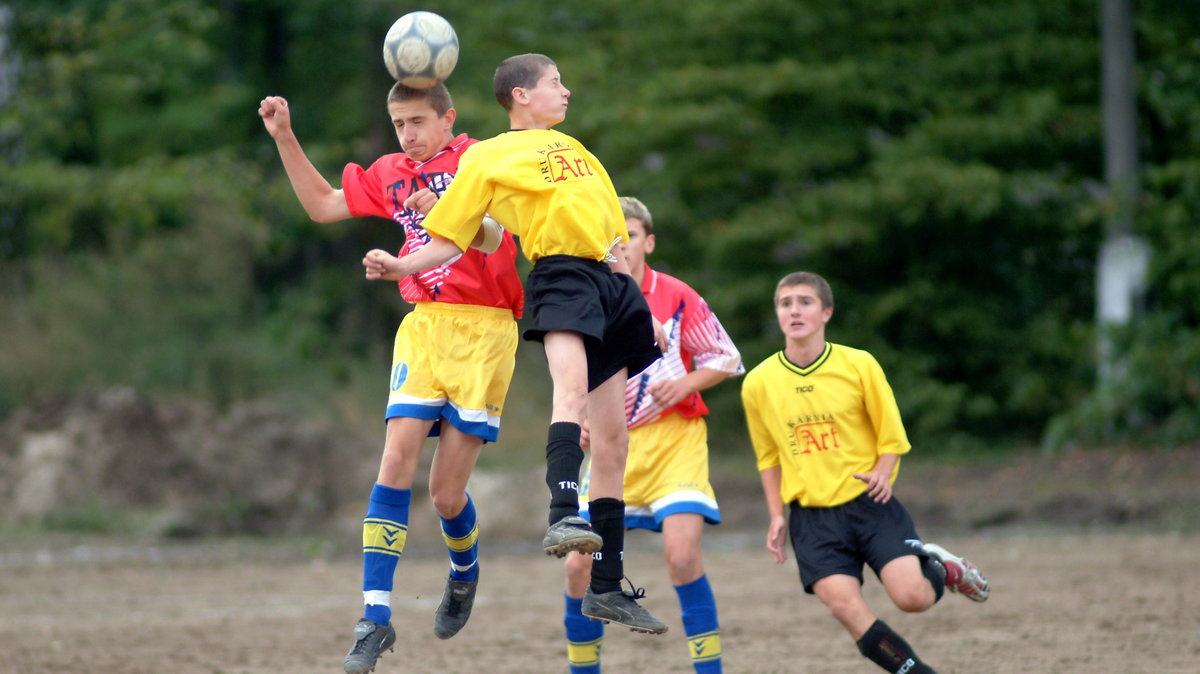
[621,576,648,600]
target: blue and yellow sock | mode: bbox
[676,574,722,673]
[361,483,410,626]
[441,493,479,582]
[564,593,604,673]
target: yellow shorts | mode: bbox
[580,413,720,531]
[386,302,517,442]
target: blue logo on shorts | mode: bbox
[390,363,408,391]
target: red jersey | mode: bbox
[625,266,743,430]
[341,133,524,316]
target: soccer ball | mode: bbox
[382,11,459,89]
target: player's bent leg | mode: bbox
[878,554,937,613]
[427,425,483,518]
[811,574,877,640]
[429,426,485,639]
[923,542,990,602]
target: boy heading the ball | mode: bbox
[259,82,523,674]
[362,53,670,635]
[741,271,990,674]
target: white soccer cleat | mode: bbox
[923,542,990,602]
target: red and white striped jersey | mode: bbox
[341,133,524,316]
[625,266,744,430]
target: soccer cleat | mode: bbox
[581,580,669,635]
[542,515,604,558]
[923,542,990,602]
[433,572,478,640]
[343,618,396,674]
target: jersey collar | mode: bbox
[778,342,832,375]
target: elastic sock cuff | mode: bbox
[588,498,623,524]
[548,421,582,444]
[370,483,412,506]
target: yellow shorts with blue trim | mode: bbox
[386,302,517,443]
[580,413,720,531]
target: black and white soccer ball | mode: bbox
[382,11,459,89]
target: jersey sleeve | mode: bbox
[420,145,492,251]
[679,289,744,375]
[741,371,782,471]
[579,143,628,245]
[342,161,388,219]
[859,353,912,456]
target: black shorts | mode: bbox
[787,493,929,594]
[523,255,661,391]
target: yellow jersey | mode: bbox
[741,342,911,507]
[420,128,628,263]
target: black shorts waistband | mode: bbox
[532,254,609,271]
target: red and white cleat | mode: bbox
[924,542,990,602]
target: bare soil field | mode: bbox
[2,530,1198,674]
[3,393,1199,673]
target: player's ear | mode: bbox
[512,86,527,105]
[644,234,656,255]
[443,107,457,126]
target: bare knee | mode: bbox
[429,488,465,520]
[663,546,702,585]
[890,584,935,613]
[564,549,594,596]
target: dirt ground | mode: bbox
[2,530,1198,674]
[3,394,1199,673]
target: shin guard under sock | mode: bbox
[587,497,625,594]
[856,619,937,674]
[440,493,479,582]
[545,422,584,525]
[564,593,604,673]
[361,483,411,625]
[675,574,722,673]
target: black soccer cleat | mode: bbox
[343,618,396,674]
[581,580,668,635]
[433,571,479,639]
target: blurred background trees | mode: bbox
[2,0,1197,455]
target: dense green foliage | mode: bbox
[2,0,1197,450]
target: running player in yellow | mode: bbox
[362,53,669,634]
[741,271,990,674]
[562,197,743,673]
[260,82,523,674]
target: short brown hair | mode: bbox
[618,196,653,235]
[387,81,454,117]
[775,271,834,309]
[493,53,556,111]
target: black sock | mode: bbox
[545,422,583,525]
[922,553,947,602]
[587,497,624,594]
[856,620,937,674]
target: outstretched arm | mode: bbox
[363,236,464,281]
[259,96,351,223]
